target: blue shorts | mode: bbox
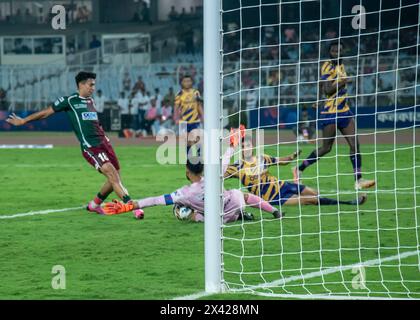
[187,122,201,133]
[271,182,306,205]
[319,110,354,130]
[179,122,201,135]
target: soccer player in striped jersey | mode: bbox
[6,71,141,214]
[293,41,375,190]
[225,134,367,207]
[174,75,204,156]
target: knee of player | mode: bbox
[101,163,118,178]
[304,186,318,197]
[311,197,319,205]
[301,196,318,205]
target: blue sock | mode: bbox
[318,197,339,205]
[350,154,362,181]
[299,151,318,172]
[319,197,356,205]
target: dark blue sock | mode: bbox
[299,151,318,172]
[318,197,339,205]
[350,154,362,181]
[319,197,356,205]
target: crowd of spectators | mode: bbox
[131,0,151,24]
[168,6,202,22]
[114,80,178,138]
[0,3,92,25]
[221,24,419,109]
[223,25,419,64]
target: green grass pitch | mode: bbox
[0,138,419,299]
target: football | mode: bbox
[172,204,193,221]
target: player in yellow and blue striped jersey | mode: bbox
[294,41,375,190]
[174,75,204,157]
[225,133,367,207]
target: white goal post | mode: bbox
[204,0,223,294]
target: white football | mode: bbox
[173,204,193,220]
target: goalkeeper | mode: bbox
[225,126,367,207]
[103,146,282,222]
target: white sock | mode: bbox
[90,200,99,208]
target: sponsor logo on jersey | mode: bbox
[81,112,98,121]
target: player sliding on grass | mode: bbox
[293,41,375,190]
[225,126,367,207]
[103,147,282,222]
[6,71,140,214]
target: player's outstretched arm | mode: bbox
[137,196,168,209]
[271,150,302,166]
[103,194,174,215]
[6,106,55,126]
[222,146,236,174]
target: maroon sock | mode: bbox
[93,196,103,205]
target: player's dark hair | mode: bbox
[187,157,204,175]
[328,40,342,52]
[75,71,96,87]
[182,74,192,80]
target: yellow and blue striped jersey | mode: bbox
[174,88,202,124]
[320,61,350,114]
[224,155,285,202]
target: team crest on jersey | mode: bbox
[81,112,98,121]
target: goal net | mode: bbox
[210,0,420,299]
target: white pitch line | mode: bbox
[0,144,53,149]
[322,189,420,195]
[231,250,420,292]
[173,291,209,301]
[173,250,420,300]
[0,164,162,168]
[249,292,417,300]
[0,206,84,220]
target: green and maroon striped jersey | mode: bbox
[52,93,106,148]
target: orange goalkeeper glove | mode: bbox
[230,124,246,147]
[103,200,134,215]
